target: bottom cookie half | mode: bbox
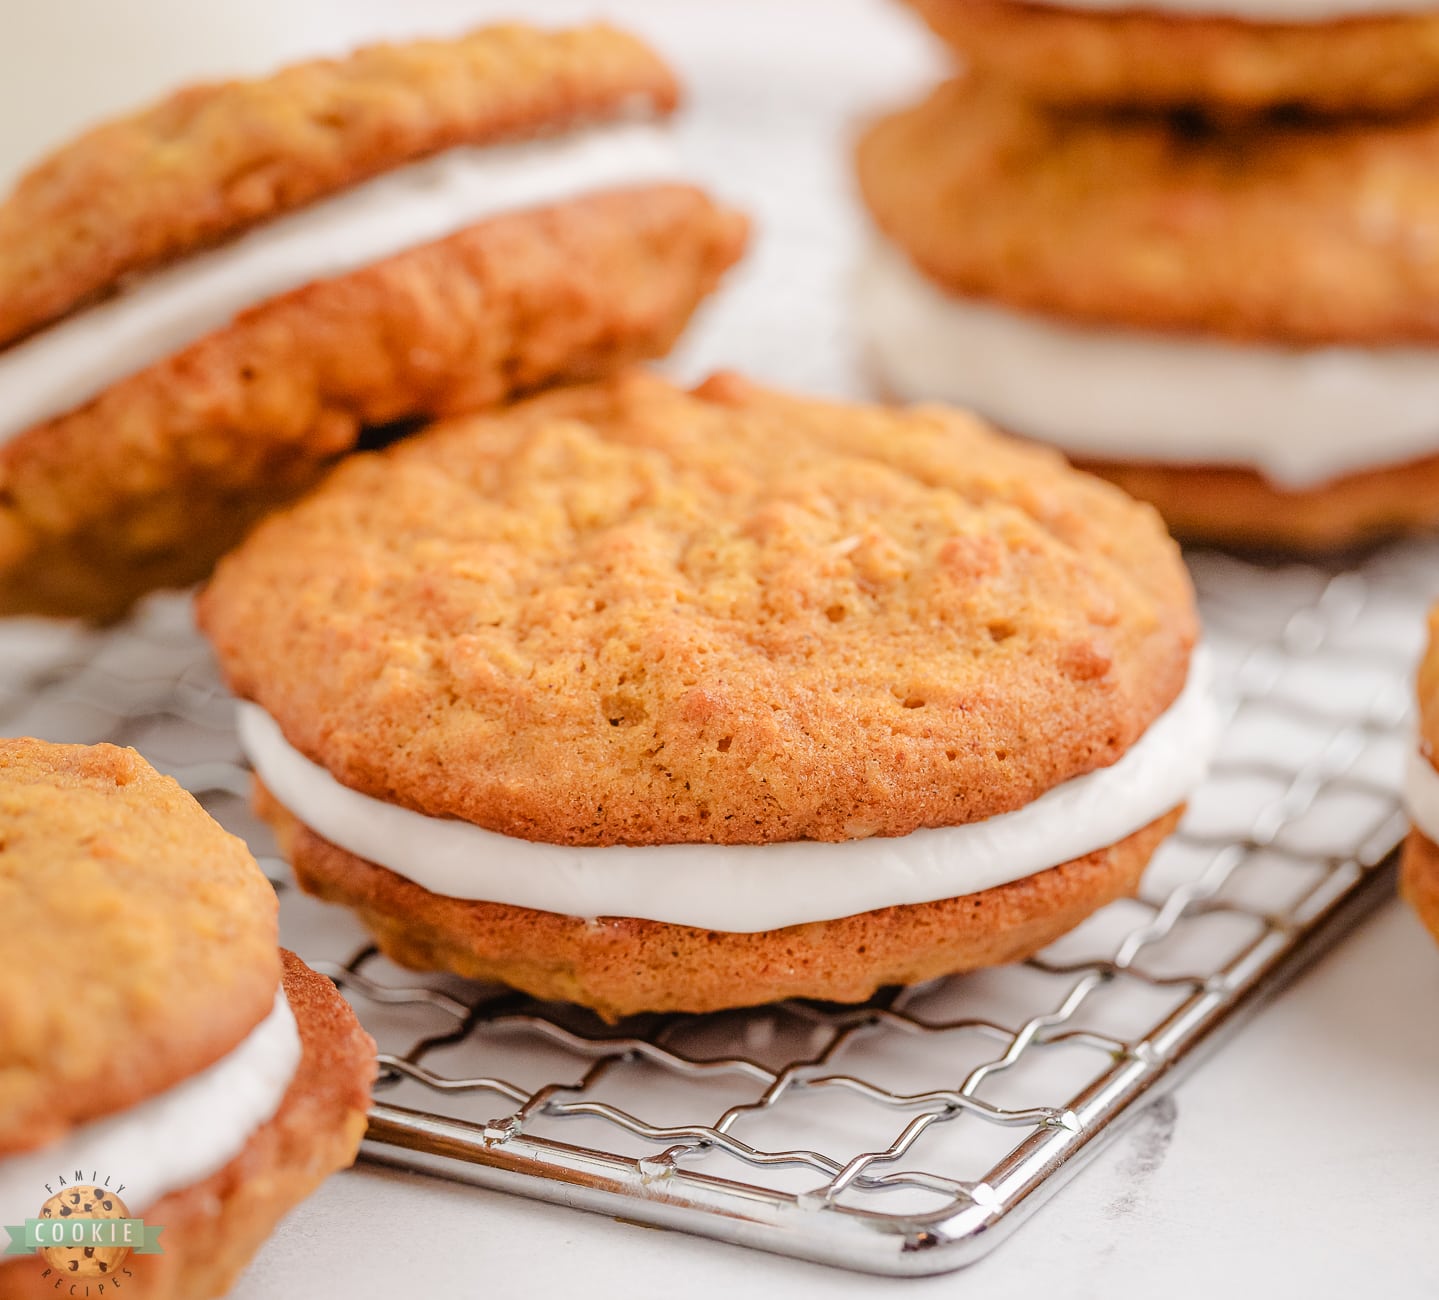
[0,185,746,620]
[0,952,375,1300]
[1402,830,1439,947]
[1076,452,1439,554]
[259,782,1180,1020]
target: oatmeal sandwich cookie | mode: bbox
[0,23,746,620]
[199,370,1216,1020]
[904,0,1439,117]
[1403,607,1439,946]
[0,739,375,1298]
[856,78,1439,550]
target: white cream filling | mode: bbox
[1023,0,1439,22]
[237,653,1216,934]
[0,991,300,1226]
[1404,747,1439,845]
[858,239,1439,490]
[0,119,678,445]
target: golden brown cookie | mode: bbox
[0,186,747,620]
[0,23,678,349]
[1073,450,1439,550]
[1402,830,1439,946]
[200,370,1197,847]
[200,372,1201,1015]
[0,21,746,620]
[0,738,280,1158]
[904,0,1439,118]
[855,76,1439,344]
[261,782,1180,1019]
[0,951,376,1300]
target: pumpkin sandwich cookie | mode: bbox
[1403,606,1439,947]
[0,738,375,1299]
[856,78,1439,551]
[903,0,1439,118]
[198,369,1217,1021]
[0,22,746,620]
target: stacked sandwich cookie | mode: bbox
[199,370,1217,1021]
[0,23,746,620]
[0,739,375,1298]
[1403,606,1439,947]
[902,0,1439,117]
[857,1,1439,551]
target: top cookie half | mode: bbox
[0,738,280,1158]
[199,370,1198,848]
[0,23,746,619]
[905,0,1439,118]
[857,76,1439,345]
[0,22,677,348]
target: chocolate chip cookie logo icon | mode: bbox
[4,1176,163,1284]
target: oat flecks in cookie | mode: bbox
[905,0,1439,117]
[857,77,1439,345]
[200,369,1196,847]
[0,186,747,620]
[0,23,679,349]
[0,738,280,1157]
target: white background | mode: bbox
[6,2,1438,1295]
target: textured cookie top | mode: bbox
[857,77,1439,345]
[0,739,280,1156]
[200,370,1197,847]
[0,22,678,350]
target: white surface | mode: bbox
[860,239,1439,489]
[0,122,677,441]
[234,904,1439,1300]
[0,0,357,186]
[2,2,1437,1298]
[0,992,299,1225]
[236,655,1215,931]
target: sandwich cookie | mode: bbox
[903,0,1439,117]
[856,79,1439,550]
[0,23,747,619]
[199,370,1217,1020]
[1403,606,1439,946]
[0,738,374,1298]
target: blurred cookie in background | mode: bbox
[903,0,1439,118]
[0,21,746,619]
[856,76,1439,551]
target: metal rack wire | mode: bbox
[0,541,1431,1275]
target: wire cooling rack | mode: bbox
[0,540,1432,1276]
